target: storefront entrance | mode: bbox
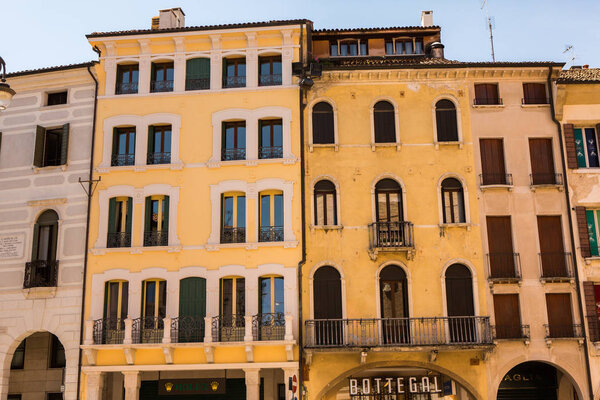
[497,362,559,400]
[140,379,247,400]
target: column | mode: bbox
[105,59,117,96]
[122,371,141,400]
[283,368,298,400]
[138,56,151,95]
[174,54,186,93]
[281,47,293,86]
[246,49,258,88]
[244,369,261,400]
[85,371,104,400]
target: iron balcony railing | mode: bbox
[259,74,282,86]
[368,221,414,250]
[132,316,164,344]
[538,252,574,281]
[111,153,135,167]
[221,147,246,161]
[259,226,284,242]
[586,315,600,342]
[473,97,503,106]
[522,97,550,105]
[115,82,138,95]
[258,146,283,159]
[107,232,131,248]
[171,316,205,343]
[150,80,174,93]
[23,260,59,288]
[530,173,563,186]
[486,253,521,282]
[220,227,246,244]
[304,317,492,348]
[143,230,168,247]
[492,324,530,340]
[479,173,513,186]
[185,78,210,91]
[93,318,125,344]
[223,75,246,88]
[544,324,584,339]
[252,313,285,341]
[147,152,171,165]
[212,314,245,342]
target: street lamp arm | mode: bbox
[0,56,6,82]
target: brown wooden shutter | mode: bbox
[368,38,385,56]
[529,138,555,184]
[480,139,506,184]
[537,216,566,277]
[493,294,521,339]
[312,40,330,59]
[583,282,600,342]
[575,206,592,258]
[563,124,578,169]
[545,293,573,337]
[486,216,515,278]
[33,125,45,167]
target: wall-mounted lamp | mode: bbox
[0,56,16,111]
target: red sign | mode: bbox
[292,375,297,393]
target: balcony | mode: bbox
[492,324,530,341]
[304,317,492,349]
[212,314,245,342]
[107,232,131,248]
[473,97,503,106]
[171,316,205,343]
[368,221,414,255]
[111,154,135,167]
[93,318,125,344]
[143,230,168,247]
[486,253,521,283]
[479,173,513,187]
[23,260,59,288]
[259,226,284,242]
[544,324,584,340]
[530,173,563,187]
[115,82,138,95]
[258,146,283,159]
[223,76,246,89]
[586,316,600,342]
[147,152,171,165]
[220,227,245,244]
[185,78,210,91]
[259,74,282,86]
[150,80,174,93]
[522,97,550,105]
[132,316,164,344]
[221,147,246,161]
[252,313,285,341]
[539,252,574,282]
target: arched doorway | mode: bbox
[379,265,409,344]
[497,361,578,400]
[313,266,342,346]
[445,264,475,343]
[7,332,66,400]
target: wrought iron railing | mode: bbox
[368,221,414,250]
[539,252,573,281]
[107,232,131,248]
[259,226,284,242]
[486,253,521,282]
[544,323,584,339]
[132,317,164,344]
[259,74,282,86]
[147,152,171,165]
[221,147,246,161]
[23,260,59,288]
[530,173,563,186]
[223,76,246,88]
[111,154,135,167]
[171,316,205,343]
[479,173,513,186]
[212,314,245,342]
[185,78,210,91]
[93,318,125,344]
[492,324,530,340]
[150,80,174,93]
[522,97,550,105]
[586,315,600,342]
[259,146,283,159]
[252,313,285,341]
[115,82,138,95]
[473,97,503,106]
[304,317,492,348]
[143,230,168,247]
[220,227,246,244]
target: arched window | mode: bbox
[435,99,458,142]
[313,266,342,345]
[314,180,337,226]
[26,210,59,288]
[379,265,409,344]
[373,101,396,143]
[445,264,475,343]
[441,178,465,223]
[312,102,334,144]
[374,179,404,247]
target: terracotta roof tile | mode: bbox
[558,68,600,83]
[6,61,98,78]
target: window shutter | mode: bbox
[147,126,155,155]
[144,197,152,233]
[60,123,69,165]
[31,223,40,261]
[186,58,199,80]
[563,124,579,169]
[33,125,45,167]
[583,282,600,342]
[575,206,592,258]
[112,128,119,158]
[126,197,133,234]
[586,210,599,256]
[121,282,129,319]
[163,196,170,233]
[107,198,117,234]
[103,282,109,319]
[0,132,3,160]
[198,58,210,79]
[50,221,58,261]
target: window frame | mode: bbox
[313,179,338,227]
[221,121,246,161]
[258,55,282,86]
[258,190,284,242]
[330,39,368,57]
[258,275,284,315]
[310,100,337,148]
[220,276,245,317]
[223,57,247,88]
[370,98,400,149]
[46,91,68,106]
[258,119,283,159]
[385,37,424,55]
[220,192,246,243]
[432,97,463,147]
[104,280,129,321]
[142,278,167,319]
[147,124,172,165]
[574,127,600,168]
[150,61,175,93]
[111,127,136,167]
[441,177,466,224]
[115,64,139,95]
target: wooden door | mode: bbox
[537,216,566,278]
[445,265,475,343]
[314,266,343,345]
[529,138,556,184]
[178,277,206,342]
[480,139,506,184]
[493,294,521,339]
[486,216,515,278]
[545,293,573,338]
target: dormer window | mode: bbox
[385,38,424,55]
[330,39,368,57]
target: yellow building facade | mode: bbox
[80,9,306,400]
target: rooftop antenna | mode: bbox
[563,45,575,68]
[481,0,496,62]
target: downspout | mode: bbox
[76,59,99,400]
[549,66,595,400]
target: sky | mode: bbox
[2,0,599,73]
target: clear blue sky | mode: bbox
[2,0,599,73]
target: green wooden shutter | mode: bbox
[147,126,155,155]
[186,58,201,80]
[179,277,206,319]
[198,58,210,79]
[126,197,133,234]
[60,123,69,165]
[589,210,600,257]
[31,224,40,260]
[107,198,117,234]
[33,126,45,167]
[103,282,110,319]
[144,197,152,233]
[574,129,587,167]
[112,128,119,158]
[121,282,129,319]
[162,196,170,232]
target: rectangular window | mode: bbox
[259,119,283,159]
[220,277,245,317]
[144,196,169,246]
[474,83,500,105]
[49,334,65,368]
[116,64,139,95]
[10,341,25,369]
[147,125,172,164]
[259,192,283,242]
[331,40,367,56]
[523,83,548,104]
[107,197,132,248]
[493,294,522,339]
[150,62,174,92]
[143,280,167,319]
[111,127,136,166]
[222,121,246,161]
[259,276,284,315]
[223,58,246,88]
[259,56,282,86]
[529,138,557,184]
[221,194,246,243]
[8,395,22,400]
[33,124,69,168]
[47,91,67,106]
[480,138,508,185]
[574,127,600,168]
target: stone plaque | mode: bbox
[0,233,25,259]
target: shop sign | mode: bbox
[158,379,226,395]
[499,363,557,390]
[348,376,442,395]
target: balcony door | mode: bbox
[178,277,206,343]
[480,138,506,185]
[219,277,245,341]
[537,216,566,278]
[445,264,475,343]
[486,216,515,279]
[313,266,342,346]
[141,279,166,343]
[545,293,573,338]
[32,210,58,262]
[103,280,128,344]
[379,265,409,345]
[375,179,403,246]
[529,138,556,185]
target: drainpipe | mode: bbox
[549,65,595,400]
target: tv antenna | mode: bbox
[563,45,575,68]
[481,0,496,62]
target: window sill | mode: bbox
[310,224,343,231]
[43,103,70,110]
[96,162,183,173]
[207,158,297,168]
[480,184,513,191]
[309,144,338,152]
[472,104,504,109]
[583,256,600,265]
[521,103,550,109]
[33,164,67,173]
[434,141,463,150]
[439,223,471,231]
[91,245,182,255]
[572,168,600,174]
[23,286,57,299]
[530,183,563,191]
[205,240,298,251]
[370,142,401,151]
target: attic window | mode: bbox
[47,91,67,106]
[385,38,424,55]
[330,39,368,57]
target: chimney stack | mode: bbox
[421,11,433,27]
[584,64,589,69]
[152,8,185,30]
[430,42,445,59]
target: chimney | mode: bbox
[152,8,185,30]
[421,10,433,27]
[584,64,589,69]
[430,42,445,59]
